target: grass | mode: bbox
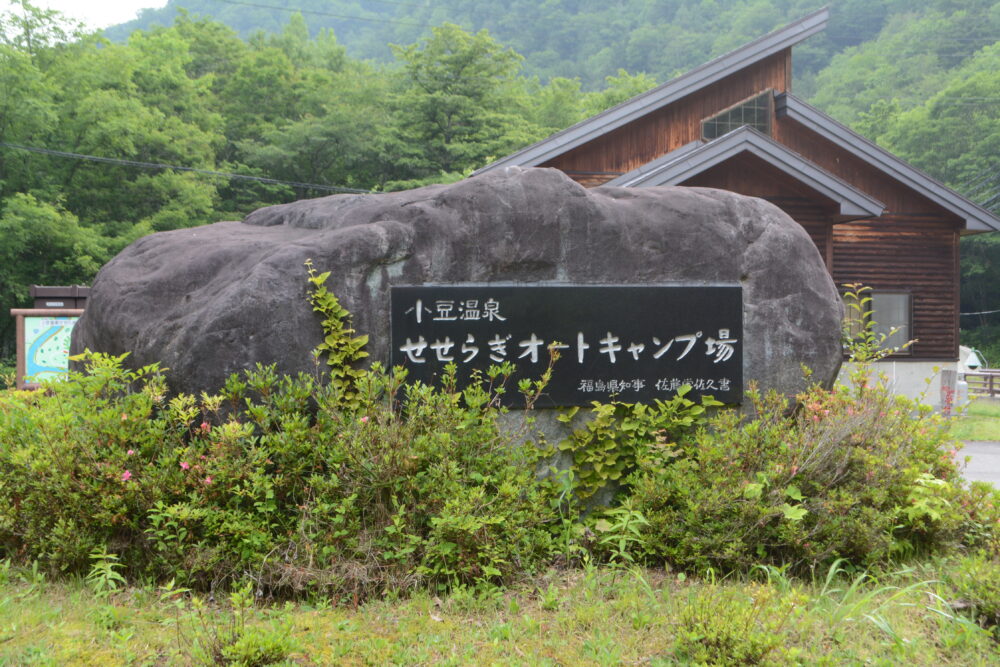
[1,561,998,666]
[951,399,1000,441]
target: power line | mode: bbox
[0,142,371,194]
[207,0,435,28]
[961,309,1000,316]
[358,0,433,9]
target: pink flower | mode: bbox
[127,449,135,456]
[121,470,132,482]
[360,416,369,423]
[121,413,128,421]
[200,421,210,432]
[180,461,191,470]
[203,476,213,485]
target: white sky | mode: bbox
[2,1,169,30]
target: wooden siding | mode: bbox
[543,50,791,183]
[773,119,958,218]
[832,216,960,360]
[773,118,963,360]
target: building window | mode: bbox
[842,291,913,356]
[701,90,773,140]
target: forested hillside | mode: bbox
[2,0,999,363]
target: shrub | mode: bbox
[673,582,803,665]
[0,355,15,389]
[943,550,1000,633]
[553,388,720,502]
[0,354,178,574]
[193,582,297,666]
[628,378,966,575]
[615,285,977,575]
[0,354,558,598]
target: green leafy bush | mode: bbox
[0,266,563,597]
[553,388,720,501]
[0,354,558,598]
[609,286,980,574]
[943,550,1000,633]
[629,378,966,575]
[0,356,15,390]
[623,287,972,574]
[673,582,803,665]
[193,582,297,666]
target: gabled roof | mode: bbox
[473,7,829,174]
[777,94,1000,232]
[604,126,886,221]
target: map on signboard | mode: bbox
[24,316,78,383]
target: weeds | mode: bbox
[2,562,999,664]
[85,549,126,598]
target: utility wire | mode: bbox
[355,0,432,9]
[207,0,435,28]
[0,142,371,194]
[961,309,1000,316]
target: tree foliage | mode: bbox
[3,0,1000,357]
[0,2,628,355]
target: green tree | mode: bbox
[0,0,81,56]
[582,69,658,117]
[529,76,586,134]
[868,41,1000,359]
[0,193,110,356]
[880,44,1000,189]
[387,24,538,181]
[811,3,1000,125]
[0,44,55,198]
[220,46,299,147]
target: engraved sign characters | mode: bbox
[390,285,742,407]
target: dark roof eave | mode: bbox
[777,94,1000,232]
[604,126,886,219]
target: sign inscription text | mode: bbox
[389,285,743,407]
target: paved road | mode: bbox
[962,441,1000,485]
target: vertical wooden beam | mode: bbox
[14,313,24,390]
[953,229,961,360]
[825,224,834,274]
[784,48,792,93]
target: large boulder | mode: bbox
[72,167,842,400]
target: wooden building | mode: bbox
[475,8,1000,402]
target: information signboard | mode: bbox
[390,285,743,406]
[10,308,84,389]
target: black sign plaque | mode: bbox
[389,285,742,407]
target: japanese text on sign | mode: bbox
[390,285,742,407]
